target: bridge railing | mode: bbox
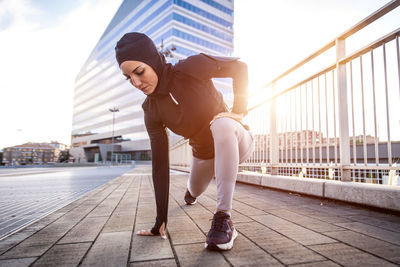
[170,0,400,185]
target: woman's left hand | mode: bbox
[136,222,166,239]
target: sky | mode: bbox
[0,0,398,149]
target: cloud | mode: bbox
[0,0,122,149]
[0,0,40,31]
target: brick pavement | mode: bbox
[0,165,399,266]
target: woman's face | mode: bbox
[120,60,158,95]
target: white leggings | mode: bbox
[187,117,254,210]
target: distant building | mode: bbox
[48,141,68,151]
[70,0,234,163]
[3,143,60,166]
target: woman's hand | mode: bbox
[136,222,166,239]
[210,112,244,124]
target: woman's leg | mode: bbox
[210,117,254,211]
[187,156,215,198]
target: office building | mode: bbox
[70,0,234,162]
[3,143,60,165]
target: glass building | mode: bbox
[70,0,234,163]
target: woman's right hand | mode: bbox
[136,222,166,239]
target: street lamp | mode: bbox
[109,107,119,165]
[158,39,176,58]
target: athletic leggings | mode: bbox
[187,117,254,210]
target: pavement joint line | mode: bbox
[0,189,94,237]
[73,175,135,267]
[234,227,287,266]
[338,216,400,234]
[127,176,142,266]
[199,194,291,266]
[0,171,127,245]
[216,192,338,266]
[29,175,131,266]
[250,210,398,267]
[144,175,181,267]
[233,193,352,243]
[168,187,235,266]
[130,257,176,264]
[311,233,400,266]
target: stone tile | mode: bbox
[130,223,174,262]
[194,219,212,233]
[267,209,344,233]
[303,203,360,217]
[87,199,121,217]
[58,216,108,244]
[289,260,340,267]
[230,210,253,224]
[0,257,37,267]
[32,243,91,267]
[197,195,217,207]
[344,215,400,233]
[284,206,354,224]
[222,234,283,266]
[0,228,37,255]
[232,200,266,216]
[236,222,326,265]
[167,216,205,245]
[168,205,187,218]
[324,230,400,264]
[174,243,229,267]
[309,242,397,267]
[57,205,96,224]
[129,259,177,267]
[181,204,213,220]
[81,231,131,267]
[0,221,76,258]
[102,213,135,233]
[336,222,400,246]
[251,214,336,246]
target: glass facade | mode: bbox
[70,0,234,162]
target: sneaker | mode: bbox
[205,211,238,251]
[184,189,197,205]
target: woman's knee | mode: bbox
[210,117,237,136]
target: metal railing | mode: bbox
[170,0,400,185]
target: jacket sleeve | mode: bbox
[143,110,170,235]
[175,53,249,115]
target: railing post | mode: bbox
[270,82,279,175]
[336,38,351,181]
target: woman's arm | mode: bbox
[175,54,249,115]
[213,59,248,115]
[144,111,170,236]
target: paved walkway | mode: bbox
[0,165,400,267]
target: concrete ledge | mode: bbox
[324,181,400,211]
[240,173,326,197]
[235,172,400,212]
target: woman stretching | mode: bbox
[115,32,254,251]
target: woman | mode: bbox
[115,32,254,251]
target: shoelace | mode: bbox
[210,213,229,232]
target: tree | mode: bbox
[58,150,70,163]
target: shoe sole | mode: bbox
[185,199,197,205]
[204,228,238,251]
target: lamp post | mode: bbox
[109,107,119,165]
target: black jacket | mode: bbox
[143,53,248,234]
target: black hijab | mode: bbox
[115,32,171,96]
